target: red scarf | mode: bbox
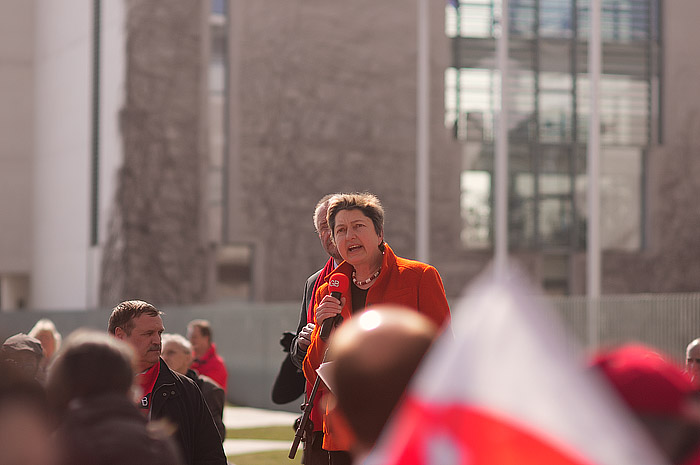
[136,361,160,414]
[307,257,336,324]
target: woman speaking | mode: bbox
[302,192,451,464]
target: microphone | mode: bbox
[320,273,350,341]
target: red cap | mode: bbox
[591,344,697,417]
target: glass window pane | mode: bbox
[539,92,572,143]
[539,197,573,247]
[448,0,658,255]
[540,0,573,38]
[601,147,642,250]
[217,245,253,301]
[461,170,492,248]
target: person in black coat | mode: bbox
[108,300,227,465]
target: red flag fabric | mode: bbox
[365,269,670,465]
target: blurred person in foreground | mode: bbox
[47,330,183,465]
[29,318,62,382]
[187,319,228,392]
[0,358,52,465]
[303,192,451,464]
[162,333,226,442]
[109,300,226,465]
[1,332,44,382]
[686,339,700,386]
[327,306,438,463]
[592,344,700,465]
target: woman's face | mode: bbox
[333,208,383,269]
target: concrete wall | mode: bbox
[99,1,212,307]
[0,1,34,293]
[0,301,303,412]
[90,0,127,308]
[31,1,93,309]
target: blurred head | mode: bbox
[47,330,135,417]
[161,334,194,375]
[1,333,44,379]
[187,319,212,358]
[0,359,52,465]
[108,300,164,372]
[314,194,342,263]
[328,306,437,454]
[48,332,184,465]
[687,339,700,384]
[327,193,385,270]
[29,319,62,360]
[592,344,700,464]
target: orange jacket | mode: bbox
[302,243,451,451]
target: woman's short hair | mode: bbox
[327,192,385,240]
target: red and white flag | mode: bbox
[365,269,669,465]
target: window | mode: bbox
[216,245,253,301]
[0,274,30,311]
[208,0,227,244]
[447,0,659,253]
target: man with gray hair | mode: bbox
[162,333,226,441]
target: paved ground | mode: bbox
[223,405,300,456]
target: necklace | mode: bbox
[352,268,381,286]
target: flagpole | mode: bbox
[417,0,430,263]
[587,0,601,348]
[494,0,509,276]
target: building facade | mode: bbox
[1,0,699,311]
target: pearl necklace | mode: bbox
[352,268,381,286]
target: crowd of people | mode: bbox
[1,307,228,465]
[3,191,700,465]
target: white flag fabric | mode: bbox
[365,269,669,465]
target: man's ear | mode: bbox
[114,327,127,340]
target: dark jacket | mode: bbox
[271,268,322,405]
[290,268,323,369]
[186,369,226,442]
[55,393,183,465]
[151,358,227,465]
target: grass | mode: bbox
[227,450,301,465]
[226,426,295,441]
[226,425,302,465]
